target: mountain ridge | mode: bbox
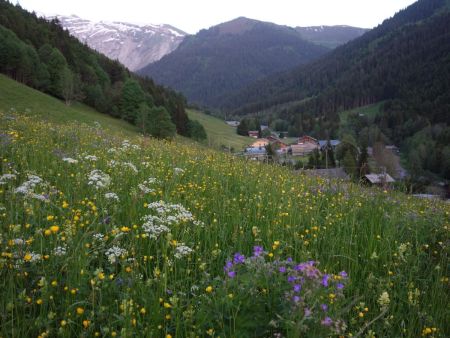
[138,17,330,107]
[51,14,187,71]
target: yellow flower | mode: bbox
[36,299,43,305]
[51,280,58,287]
[76,307,84,315]
[62,201,69,208]
[50,225,59,233]
[205,286,213,293]
[82,320,90,328]
[23,253,32,262]
[46,215,55,221]
[140,307,146,314]
[44,229,52,236]
[60,320,67,327]
[120,226,130,232]
[163,302,172,308]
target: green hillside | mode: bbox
[187,109,251,151]
[0,74,138,135]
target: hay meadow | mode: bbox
[0,112,448,337]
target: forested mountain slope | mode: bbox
[138,17,328,107]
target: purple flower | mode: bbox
[278,266,286,273]
[227,270,236,278]
[233,253,245,264]
[337,283,344,290]
[304,308,312,317]
[294,263,307,271]
[321,304,328,312]
[293,284,301,293]
[224,260,233,271]
[287,275,297,283]
[322,274,330,287]
[253,246,264,257]
[339,271,348,278]
[286,257,293,262]
[292,295,300,303]
[321,317,333,326]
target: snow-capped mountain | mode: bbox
[52,15,187,71]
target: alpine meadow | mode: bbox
[0,0,449,337]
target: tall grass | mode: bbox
[0,112,448,337]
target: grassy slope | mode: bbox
[339,101,385,126]
[187,109,251,151]
[0,74,138,135]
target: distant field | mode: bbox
[187,109,251,151]
[339,101,385,125]
[0,74,138,135]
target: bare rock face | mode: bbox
[53,15,187,71]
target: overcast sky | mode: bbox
[18,0,417,34]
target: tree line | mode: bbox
[0,0,206,140]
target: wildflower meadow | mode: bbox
[0,112,448,337]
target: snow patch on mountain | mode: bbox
[47,15,187,71]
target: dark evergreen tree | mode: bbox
[147,106,176,139]
[187,120,207,141]
[120,79,146,123]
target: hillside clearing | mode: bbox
[187,109,251,151]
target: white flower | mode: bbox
[174,244,193,259]
[13,238,25,245]
[15,174,44,194]
[93,233,104,241]
[142,216,170,239]
[105,246,127,264]
[123,162,138,173]
[88,170,111,189]
[62,157,78,164]
[146,201,193,222]
[174,167,185,174]
[84,155,98,161]
[105,192,119,201]
[378,291,390,310]
[53,246,67,256]
[138,184,154,194]
[31,193,49,202]
[0,173,16,185]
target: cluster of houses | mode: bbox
[244,134,341,158]
[243,133,396,187]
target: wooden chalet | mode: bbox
[248,130,259,138]
[291,135,319,156]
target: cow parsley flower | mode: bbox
[15,174,44,194]
[53,246,67,256]
[105,192,119,201]
[174,244,193,259]
[105,246,127,264]
[88,170,111,189]
[84,155,98,161]
[62,157,78,164]
[0,173,16,185]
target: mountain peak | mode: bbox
[215,17,262,35]
[53,15,187,71]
